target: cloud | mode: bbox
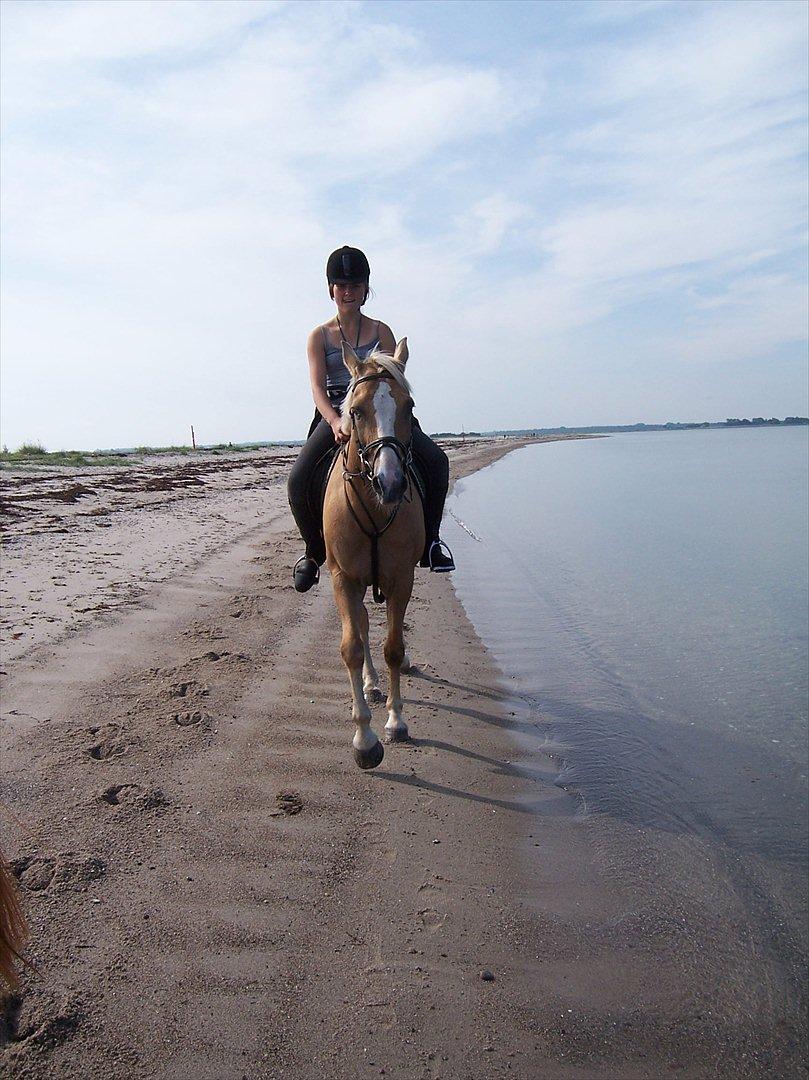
[1,0,278,65]
[0,0,806,448]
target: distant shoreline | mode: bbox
[434,416,809,439]
[2,416,807,466]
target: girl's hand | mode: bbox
[330,416,348,444]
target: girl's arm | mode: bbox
[377,322,396,354]
[306,327,348,443]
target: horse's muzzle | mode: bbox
[372,466,407,506]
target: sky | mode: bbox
[1,0,807,450]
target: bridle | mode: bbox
[341,371,414,603]
[343,372,413,485]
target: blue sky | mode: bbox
[1,0,807,450]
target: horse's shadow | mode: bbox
[406,666,520,708]
[372,760,577,818]
[403,691,541,738]
[365,670,575,815]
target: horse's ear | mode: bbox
[393,337,408,370]
[341,340,363,377]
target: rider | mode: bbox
[287,245,455,592]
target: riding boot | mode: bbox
[416,464,455,570]
[287,418,333,590]
[411,422,454,571]
[293,554,321,592]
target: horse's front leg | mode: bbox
[359,600,381,702]
[383,576,414,743]
[333,573,384,770]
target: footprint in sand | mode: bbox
[167,680,209,699]
[98,783,167,811]
[182,623,225,641]
[172,710,209,727]
[11,853,105,893]
[417,908,448,932]
[10,855,56,892]
[271,791,304,816]
[1,989,84,1051]
[85,737,129,760]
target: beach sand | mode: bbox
[0,440,797,1078]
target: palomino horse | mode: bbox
[0,851,27,989]
[323,339,425,770]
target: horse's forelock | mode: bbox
[340,350,413,435]
[366,350,412,396]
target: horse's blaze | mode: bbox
[372,382,406,504]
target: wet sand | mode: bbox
[0,439,800,1078]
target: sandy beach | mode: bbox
[0,438,800,1079]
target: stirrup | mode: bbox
[428,539,455,573]
[293,555,320,593]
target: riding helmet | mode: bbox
[326,245,370,284]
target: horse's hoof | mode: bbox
[401,654,412,674]
[353,741,384,770]
[364,686,384,705]
[384,725,409,744]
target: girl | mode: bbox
[287,245,455,592]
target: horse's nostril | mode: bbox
[373,471,405,504]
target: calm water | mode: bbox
[446,427,809,865]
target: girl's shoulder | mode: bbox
[374,320,396,350]
[308,321,335,346]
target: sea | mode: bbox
[445,425,808,1029]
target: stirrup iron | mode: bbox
[428,539,455,573]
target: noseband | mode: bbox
[341,371,413,603]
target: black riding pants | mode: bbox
[287,416,449,565]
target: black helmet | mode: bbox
[326,245,370,284]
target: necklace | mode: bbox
[337,313,362,350]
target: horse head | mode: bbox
[341,339,413,507]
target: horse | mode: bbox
[0,851,27,991]
[322,338,425,771]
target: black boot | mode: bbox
[420,539,455,572]
[293,555,320,592]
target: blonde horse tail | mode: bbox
[0,851,28,990]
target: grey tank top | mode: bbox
[321,322,380,393]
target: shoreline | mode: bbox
[1,435,793,1077]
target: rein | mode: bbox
[341,372,413,604]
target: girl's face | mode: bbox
[331,281,366,310]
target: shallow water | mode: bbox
[447,428,808,863]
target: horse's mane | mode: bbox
[341,350,412,429]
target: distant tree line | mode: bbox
[429,417,809,439]
[725,417,809,426]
